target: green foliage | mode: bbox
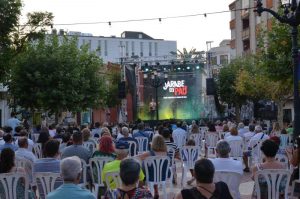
[102,70,121,108]
[0,0,53,82]
[8,35,104,114]
[217,57,248,106]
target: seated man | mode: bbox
[47,156,95,199]
[0,133,18,152]
[15,137,36,163]
[118,127,138,156]
[210,140,243,175]
[102,141,144,189]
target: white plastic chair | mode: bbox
[243,135,252,151]
[254,169,291,199]
[180,146,200,186]
[279,134,289,150]
[32,143,43,159]
[104,171,122,191]
[0,172,29,199]
[214,171,242,199]
[79,159,89,188]
[135,137,148,154]
[173,133,187,149]
[83,141,97,154]
[228,140,244,160]
[218,131,226,140]
[189,133,203,148]
[275,154,289,169]
[35,172,62,199]
[199,127,208,134]
[89,157,114,198]
[205,132,219,157]
[143,156,172,199]
[291,167,300,198]
[15,157,34,184]
[248,139,263,166]
[145,131,155,142]
[126,140,138,156]
[167,146,176,183]
[32,134,39,143]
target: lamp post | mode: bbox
[143,69,168,123]
[255,0,300,140]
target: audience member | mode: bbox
[0,129,4,145]
[118,127,138,156]
[92,136,116,158]
[6,112,21,134]
[270,122,281,137]
[17,129,34,152]
[225,127,243,142]
[102,141,144,189]
[175,158,233,199]
[210,140,243,175]
[238,122,247,137]
[37,127,50,152]
[15,137,36,163]
[61,131,91,163]
[47,156,95,199]
[92,122,102,138]
[104,158,152,199]
[49,123,57,138]
[172,121,187,139]
[34,139,60,173]
[0,133,18,152]
[59,132,71,152]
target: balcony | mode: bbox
[242,28,250,40]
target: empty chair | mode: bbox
[254,169,291,199]
[173,133,187,149]
[135,137,149,154]
[32,143,43,159]
[126,140,138,156]
[143,156,172,199]
[228,140,244,160]
[0,172,29,199]
[180,146,200,186]
[35,172,62,199]
[104,171,121,191]
[214,171,242,199]
[205,132,219,157]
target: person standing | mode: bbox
[6,112,21,134]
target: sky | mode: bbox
[21,0,233,52]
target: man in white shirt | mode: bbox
[172,122,187,147]
[16,129,34,152]
[6,112,21,134]
[238,122,248,137]
[243,125,269,172]
[243,124,255,139]
[210,140,243,175]
[15,137,36,163]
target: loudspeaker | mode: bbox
[118,81,126,99]
[206,78,215,95]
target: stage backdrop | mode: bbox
[138,70,205,120]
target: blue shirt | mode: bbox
[33,158,60,173]
[46,183,95,199]
[6,117,21,133]
[0,143,18,152]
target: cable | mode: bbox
[19,6,256,27]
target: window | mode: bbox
[88,40,92,51]
[131,41,135,56]
[220,55,229,65]
[125,41,129,56]
[149,42,152,56]
[140,42,143,57]
[104,40,108,56]
[154,42,158,56]
[211,56,217,65]
[97,40,102,56]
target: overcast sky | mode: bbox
[21,0,233,51]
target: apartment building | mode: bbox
[229,0,279,57]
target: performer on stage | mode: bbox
[149,98,156,120]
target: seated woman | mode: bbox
[104,158,152,199]
[92,136,116,159]
[252,139,287,199]
[136,134,169,199]
[224,127,243,142]
[175,158,233,199]
[0,148,34,199]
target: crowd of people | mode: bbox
[0,112,299,199]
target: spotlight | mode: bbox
[187,66,191,70]
[145,68,149,72]
[196,65,200,70]
[177,67,181,70]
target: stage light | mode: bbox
[145,68,149,72]
[177,67,181,70]
[196,65,200,70]
[187,66,190,70]
[164,67,167,71]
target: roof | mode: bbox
[121,31,154,40]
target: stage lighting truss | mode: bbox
[141,63,204,73]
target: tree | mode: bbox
[217,57,248,121]
[0,0,53,82]
[175,48,205,60]
[8,35,104,118]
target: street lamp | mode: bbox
[143,69,168,123]
[255,0,300,140]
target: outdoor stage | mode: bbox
[138,64,206,121]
